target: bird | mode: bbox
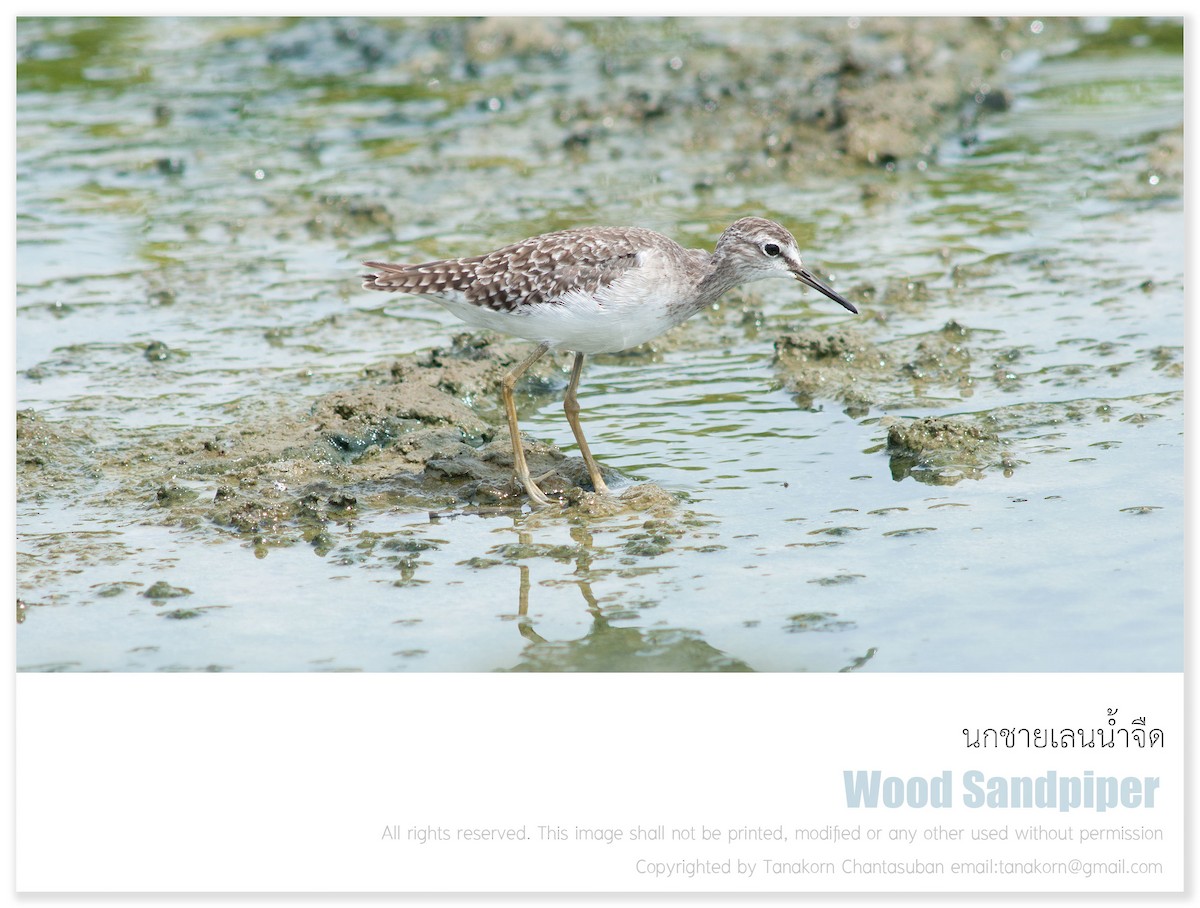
[362,217,857,507]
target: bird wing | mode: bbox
[362,227,664,312]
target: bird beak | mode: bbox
[794,267,858,314]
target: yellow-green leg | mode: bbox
[563,352,610,495]
[501,342,554,506]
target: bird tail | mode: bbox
[361,262,405,291]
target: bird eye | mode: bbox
[763,243,781,257]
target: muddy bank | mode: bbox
[17,333,686,557]
[15,16,1082,541]
[438,16,1044,171]
[166,334,680,540]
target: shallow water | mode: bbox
[16,17,1183,671]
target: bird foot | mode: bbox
[532,467,611,498]
[525,486,556,507]
[516,474,559,508]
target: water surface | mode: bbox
[16,17,1183,672]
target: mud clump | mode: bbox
[898,321,975,395]
[828,21,1020,167]
[142,581,192,601]
[307,194,394,238]
[773,320,985,415]
[1112,124,1183,201]
[552,17,1041,173]
[16,409,99,495]
[883,415,1011,484]
[773,327,889,416]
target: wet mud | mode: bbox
[15,19,1050,539]
[551,16,1028,171]
[18,330,687,559]
[882,416,1008,485]
[18,12,1036,529]
[16,16,1184,671]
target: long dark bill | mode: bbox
[795,268,858,314]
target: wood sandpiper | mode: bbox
[362,217,857,507]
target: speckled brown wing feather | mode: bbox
[362,227,663,312]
